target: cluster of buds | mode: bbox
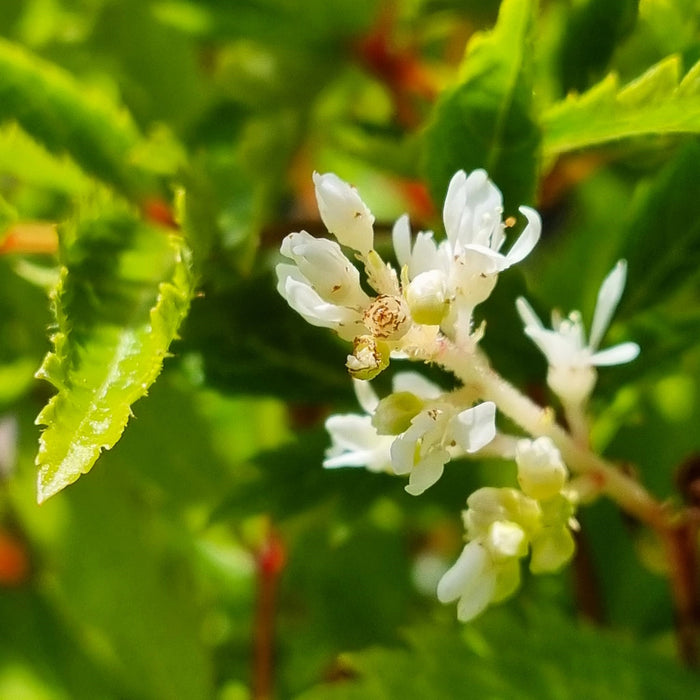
[277,170,639,623]
[437,437,577,621]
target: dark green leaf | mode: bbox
[296,609,700,699]
[422,0,540,209]
[558,0,639,93]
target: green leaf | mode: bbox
[0,37,155,198]
[422,0,540,208]
[296,609,700,699]
[542,55,700,159]
[34,201,194,502]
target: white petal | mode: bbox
[313,171,375,253]
[515,296,544,331]
[352,378,379,414]
[450,402,496,453]
[390,432,417,475]
[590,341,640,366]
[392,372,443,399]
[391,214,412,269]
[324,414,391,471]
[410,231,440,277]
[404,449,449,496]
[443,170,468,244]
[283,277,360,339]
[436,541,488,603]
[504,206,541,267]
[589,260,627,351]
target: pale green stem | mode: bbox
[561,397,591,447]
[435,341,670,532]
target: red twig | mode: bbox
[252,526,286,700]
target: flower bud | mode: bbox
[516,437,568,500]
[486,521,528,561]
[346,335,390,380]
[406,270,449,325]
[313,172,375,253]
[363,295,411,340]
[371,391,424,435]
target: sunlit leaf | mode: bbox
[542,55,700,159]
[34,201,194,502]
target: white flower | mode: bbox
[442,170,541,274]
[391,400,497,496]
[313,172,375,253]
[515,437,568,501]
[276,230,369,340]
[323,373,437,473]
[392,170,541,336]
[323,373,495,493]
[516,260,640,404]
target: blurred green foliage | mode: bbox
[0,0,698,697]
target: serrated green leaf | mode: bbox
[0,37,155,198]
[34,204,194,502]
[422,0,540,208]
[543,55,700,158]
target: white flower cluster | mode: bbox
[276,169,639,625]
[437,437,577,621]
[277,170,541,376]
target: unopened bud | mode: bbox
[371,392,424,435]
[346,335,390,380]
[363,295,411,340]
[406,270,449,325]
[313,172,374,253]
[516,437,568,500]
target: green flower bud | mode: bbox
[371,391,424,435]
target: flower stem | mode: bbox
[437,342,671,531]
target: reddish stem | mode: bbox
[252,527,286,700]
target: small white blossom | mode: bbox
[516,260,640,404]
[323,373,439,473]
[393,170,541,338]
[391,400,496,496]
[313,172,375,253]
[323,373,496,494]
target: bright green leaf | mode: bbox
[422,0,540,208]
[34,202,194,502]
[542,55,700,159]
